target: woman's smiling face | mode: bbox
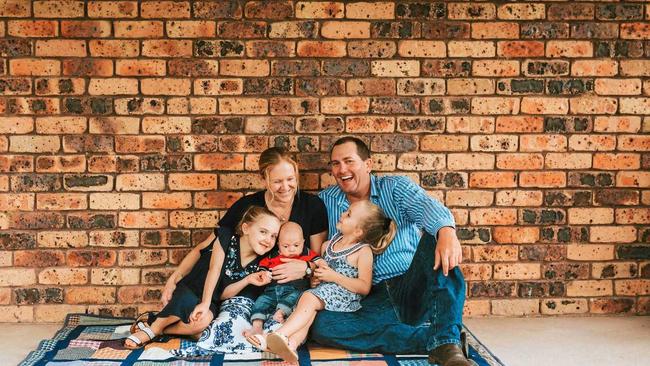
[266,160,298,203]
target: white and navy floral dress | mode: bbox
[172,231,278,357]
[308,233,369,312]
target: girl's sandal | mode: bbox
[267,332,298,363]
[129,311,158,334]
[245,333,270,352]
[124,324,157,350]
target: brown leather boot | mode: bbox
[428,344,472,366]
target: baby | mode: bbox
[244,221,321,337]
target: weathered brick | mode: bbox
[170,211,220,228]
[88,1,138,18]
[542,299,588,315]
[471,97,519,115]
[447,78,493,95]
[38,268,87,285]
[572,60,618,77]
[143,40,192,57]
[448,3,495,20]
[495,190,543,207]
[447,116,494,133]
[496,153,544,170]
[347,2,394,19]
[472,22,518,39]
[296,2,344,19]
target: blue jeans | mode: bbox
[310,232,466,353]
[251,284,303,321]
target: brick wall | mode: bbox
[0,1,649,322]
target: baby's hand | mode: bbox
[247,271,272,286]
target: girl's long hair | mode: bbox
[235,205,280,236]
[356,201,397,255]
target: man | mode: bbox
[312,136,470,366]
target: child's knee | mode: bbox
[299,292,324,309]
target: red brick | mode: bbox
[473,245,518,262]
[496,153,544,170]
[594,154,640,170]
[493,227,539,244]
[619,135,650,151]
[0,0,31,17]
[567,280,613,297]
[142,116,191,134]
[142,192,192,209]
[497,3,545,20]
[219,98,268,115]
[420,135,468,152]
[170,211,220,228]
[116,60,166,76]
[595,79,642,96]
[8,20,58,37]
[497,41,545,58]
[617,172,650,188]
[494,263,541,280]
[446,190,494,207]
[470,135,518,152]
[63,59,113,77]
[470,208,517,225]
[472,22,518,39]
[568,135,616,151]
[545,153,592,169]
[0,193,34,211]
[621,60,650,77]
[34,1,84,18]
[495,190,543,206]
[36,155,85,173]
[594,116,641,133]
[119,211,167,229]
[88,1,138,18]
[568,208,614,225]
[270,21,320,38]
[141,1,190,18]
[572,60,618,77]
[89,230,139,247]
[141,78,190,96]
[448,3,496,20]
[89,40,139,57]
[520,172,566,188]
[296,2,344,19]
[61,20,111,38]
[371,60,419,77]
[0,117,33,134]
[615,280,650,296]
[169,173,217,191]
[35,40,86,57]
[447,117,494,133]
[521,97,568,115]
[67,287,115,304]
[520,135,567,152]
[321,21,370,39]
[297,41,346,57]
[10,59,61,76]
[90,117,139,134]
[89,78,138,95]
[616,208,650,224]
[472,97,520,115]
[167,20,216,38]
[142,40,192,57]
[398,41,445,58]
[194,192,241,209]
[470,172,517,188]
[348,78,396,95]
[194,153,244,171]
[590,226,637,243]
[446,79,493,95]
[116,174,165,191]
[397,153,445,171]
[448,41,495,58]
[621,23,650,39]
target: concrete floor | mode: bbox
[1,317,649,366]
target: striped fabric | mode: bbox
[319,175,456,283]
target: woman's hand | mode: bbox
[247,271,272,287]
[161,280,176,306]
[314,262,339,283]
[190,302,211,322]
[271,258,308,283]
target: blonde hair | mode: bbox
[258,147,299,202]
[356,201,397,255]
[235,205,280,236]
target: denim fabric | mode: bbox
[310,232,465,353]
[250,284,303,321]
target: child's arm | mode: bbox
[220,271,271,300]
[314,247,373,296]
[190,240,225,321]
[162,233,216,306]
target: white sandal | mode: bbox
[124,324,157,349]
[245,333,269,352]
[267,332,298,363]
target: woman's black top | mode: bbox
[218,190,328,245]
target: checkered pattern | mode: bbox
[19,314,504,366]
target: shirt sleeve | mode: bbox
[391,176,456,237]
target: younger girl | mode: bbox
[248,200,397,362]
[125,206,281,351]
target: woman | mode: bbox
[218,147,328,282]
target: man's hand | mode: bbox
[434,226,462,276]
[271,258,308,283]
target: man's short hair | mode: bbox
[331,136,371,160]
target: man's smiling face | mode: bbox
[329,141,372,199]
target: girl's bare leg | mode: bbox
[163,312,214,338]
[126,315,180,347]
[276,292,323,338]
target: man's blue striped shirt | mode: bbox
[319,175,456,283]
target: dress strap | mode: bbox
[325,235,369,260]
